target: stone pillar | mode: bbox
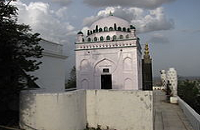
[160,70,167,90]
[167,68,178,103]
[167,68,177,97]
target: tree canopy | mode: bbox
[65,66,76,89]
[178,79,200,114]
[0,0,43,112]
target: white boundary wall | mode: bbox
[178,97,200,130]
[20,90,86,130]
[86,90,153,130]
[20,90,153,130]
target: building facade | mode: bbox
[75,15,142,90]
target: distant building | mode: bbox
[75,14,142,90]
[31,39,67,91]
[142,43,153,90]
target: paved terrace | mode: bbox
[154,90,194,130]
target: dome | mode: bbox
[90,16,130,31]
[81,15,137,43]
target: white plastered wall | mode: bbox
[30,40,67,91]
[20,90,86,130]
[86,90,153,130]
[20,90,153,130]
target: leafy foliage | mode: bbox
[178,80,200,114]
[65,66,76,89]
[0,0,43,124]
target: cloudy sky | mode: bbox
[12,0,200,78]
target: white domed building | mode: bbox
[75,15,142,90]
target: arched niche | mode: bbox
[81,79,89,89]
[100,36,104,41]
[119,35,124,39]
[126,34,129,39]
[99,28,103,32]
[109,27,114,31]
[94,37,98,41]
[123,57,132,71]
[88,38,91,42]
[113,35,117,41]
[123,27,126,32]
[118,27,121,31]
[124,78,132,89]
[80,59,89,71]
[104,27,108,31]
[94,58,116,75]
[106,35,110,41]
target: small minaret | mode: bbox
[130,25,136,38]
[142,43,153,90]
[76,31,84,43]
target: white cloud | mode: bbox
[83,0,175,9]
[13,0,75,44]
[83,6,174,33]
[55,6,68,18]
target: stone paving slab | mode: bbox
[154,90,194,130]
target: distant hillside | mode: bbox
[178,76,200,81]
[153,76,200,86]
[153,77,161,86]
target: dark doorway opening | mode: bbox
[101,74,112,89]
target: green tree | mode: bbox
[178,80,200,114]
[0,0,43,125]
[65,66,76,89]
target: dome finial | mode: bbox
[143,43,151,60]
[143,43,151,63]
[144,43,149,55]
[109,11,113,16]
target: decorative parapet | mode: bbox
[75,38,139,51]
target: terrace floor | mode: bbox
[154,90,194,130]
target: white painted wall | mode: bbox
[20,90,153,130]
[31,40,67,91]
[86,90,153,130]
[20,90,86,130]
